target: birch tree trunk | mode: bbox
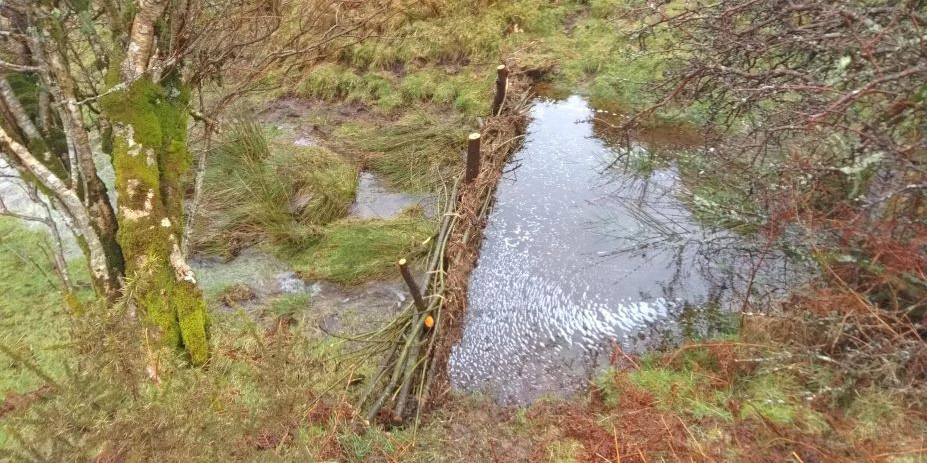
[97,0,208,364]
[0,0,208,364]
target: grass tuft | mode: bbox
[195,119,357,257]
[290,213,435,285]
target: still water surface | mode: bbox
[449,96,772,404]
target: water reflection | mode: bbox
[449,96,791,404]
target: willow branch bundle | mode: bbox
[354,66,533,424]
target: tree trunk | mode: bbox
[102,78,209,365]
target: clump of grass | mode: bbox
[738,372,828,431]
[626,360,732,420]
[335,111,471,193]
[400,68,494,115]
[290,214,434,285]
[296,63,492,115]
[546,438,583,463]
[596,345,829,431]
[845,389,910,440]
[296,62,364,100]
[265,294,311,320]
[195,119,357,258]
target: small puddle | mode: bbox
[449,96,788,404]
[191,246,411,336]
[349,171,434,219]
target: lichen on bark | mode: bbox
[103,78,209,365]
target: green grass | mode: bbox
[334,111,471,193]
[546,438,584,463]
[264,293,312,319]
[0,219,95,450]
[845,388,911,440]
[626,362,732,420]
[335,0,577,69]
[195,119,357,257]
[295,62,494,115]
[596,347,830,430]
[0,219,81,395]
[290,214,435,285]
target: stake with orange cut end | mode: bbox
[398,258,426,312]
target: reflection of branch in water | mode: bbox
[589,193,699,259]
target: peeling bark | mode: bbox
[43,41,125,283]
[124,0,170,81]
[0,78,41,142]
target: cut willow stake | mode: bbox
[491,64,509,116]
[398,258,426,312]
[465,133,482,183]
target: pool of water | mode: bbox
[449,96,777,404]
[349,171,434,219]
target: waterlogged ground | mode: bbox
[450,96,782,404]
[190,165,426,334]
[350,171,434,219]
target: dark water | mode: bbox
[449,96,785,404]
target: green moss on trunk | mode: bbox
[103,78,208,365]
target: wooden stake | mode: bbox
[491,64,509,116]
[465,132,481,183]
[398,258,426,312]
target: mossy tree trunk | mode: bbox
[0,0,208,364]
[1,0,384,366]
[102,78,209,364]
